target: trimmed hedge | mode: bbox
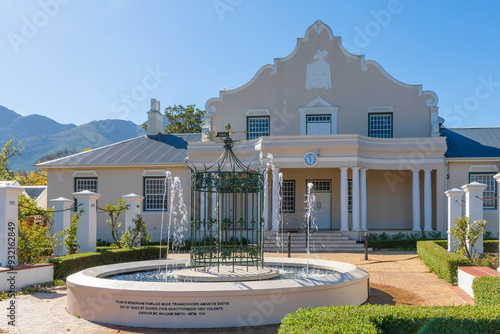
[47,246,168,279]
[484,240,499,253]
[368,239,419,250]
[279,305,500,333]
[417,240,472,284]
[473,276,500,306]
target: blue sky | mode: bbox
[0,0,499,128]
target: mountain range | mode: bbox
[0,105,148,171]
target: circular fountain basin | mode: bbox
[66,257,369,329]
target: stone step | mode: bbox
[264,248,372,253]
[264,243,367,249]
[265,237,351,241]
[265,241,352,245]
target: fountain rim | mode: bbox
[66,257,369,297]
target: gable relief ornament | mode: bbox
[305,49,332,90]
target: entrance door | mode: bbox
[307,180,331,230]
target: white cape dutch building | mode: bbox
[38,20,500,243]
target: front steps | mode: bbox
[263,231,372,253]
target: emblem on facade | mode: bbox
[305,49,332,90]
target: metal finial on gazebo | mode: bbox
[189,124,264,272]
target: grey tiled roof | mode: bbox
[37,133,201,167]
[441,127,500,158]
[22,186,46,199]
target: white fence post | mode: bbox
[122,193,144,244]
[51,197,73,256]
[73,190,101,253]
[444,188,464,252]
[0,184,24,267]
[494,173,500,272]
[462,182,487,256]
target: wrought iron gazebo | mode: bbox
[189,124,265,271]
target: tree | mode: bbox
[14,169,47,186]
[164,104,204,134]
[450,216,487,259]
[17,194,64,264]
[103,200,129,248]
[37,148,78,164]
[1,137,23,180]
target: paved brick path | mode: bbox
[0,251,472,334]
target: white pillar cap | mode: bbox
[122,193,144,200]
[494,173,500,182]
[444,188,465,197]
[50,197,74,204]
[72,190,101,200]
[0,184,25,195]
[461,182,487,193]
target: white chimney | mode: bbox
[147,98,164,136]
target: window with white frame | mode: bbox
[309,180,331,192]
[74,177,98,211]
[348,179,352,212]
[469,173,497,209]
[247,116,270,140]
[74,178,98,193]
[281,180,295,212]
[306,115,331,135]
[369,113,392,138]
[144,177,168,211]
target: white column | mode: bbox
[271,168,280,231]
[351,167,361,231]
[0,184,24,267]
[340,167,349,231]
[462,182,487,255]
[51,197,73,256]
[444,188,464,252]
[122,193,144,230]
[412,170,421,232]
[73,190,101,253]
[360,168,367,231]
[424,169,433,232]
[494,173,500,271]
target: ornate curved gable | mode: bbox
[204,20,439,140]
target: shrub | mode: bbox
[368,232,443,250]
[417,240,472,284]
[471,253,499,269]
[484,240,499,253]
[368,239,420,250]
[473,276,500,306]
[120,214,151,248]
[450,216,487,259]
[47,246,168,279]
[64,210,81,254]
[279,305,500,334]
[17,194,62,264]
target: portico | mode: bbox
[187,133,447,235]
